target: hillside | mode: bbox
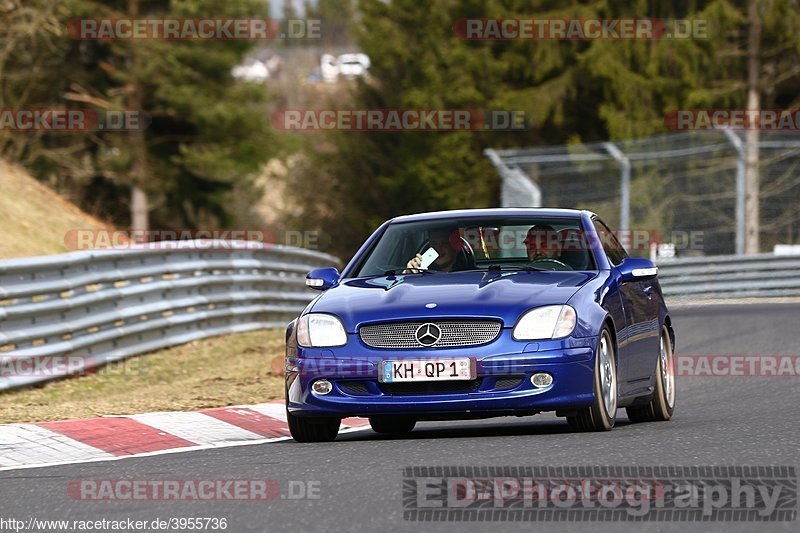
[0,159,109,259]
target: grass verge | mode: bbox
[0,329,285,424]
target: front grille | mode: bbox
[359,320,501,349]
[493,376,524,390]
[338,381,370,395]
[379,379,482,395]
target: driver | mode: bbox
[405,228,467,273]
[524,224,571,270]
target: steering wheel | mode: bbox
[529,257,572,271]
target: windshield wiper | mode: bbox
[486,264,546,272]
[383,268,440,275]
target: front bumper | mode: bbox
[285,331,597,418]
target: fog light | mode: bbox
[531,372,553,388]
[312,379,333,395]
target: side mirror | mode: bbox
[305,267,340,290]
[617,257,658,282]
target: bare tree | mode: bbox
[744,0,761,254]
[127,0,149,232]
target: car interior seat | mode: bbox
[558,228,590,270]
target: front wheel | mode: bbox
[566,327,617,432]
[287,410,340,442]
[369,416,416,435]
[626,326,675,423]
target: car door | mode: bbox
[593,219,656,385]
[617,270,659,381]
[625,271,661,380]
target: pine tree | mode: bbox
[2,0,280,230]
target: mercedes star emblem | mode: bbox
[415,323,442,346]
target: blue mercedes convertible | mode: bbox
[284,208,676,441]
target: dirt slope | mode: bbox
[0,159,109,259]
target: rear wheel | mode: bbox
[368,416,416,435]
[626,326,675,423]
[287,410,340,442]
[566,327,617,432]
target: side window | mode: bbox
[592,219,629,266]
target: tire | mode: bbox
[566,327,617,432]
[368,416,416,435]
[287,410,340,443]
[626,326,675,423]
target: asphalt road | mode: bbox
[1,303,799,533]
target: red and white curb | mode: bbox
[0,403,370,471]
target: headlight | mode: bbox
[296,313,347,347]
[513,305,577,340]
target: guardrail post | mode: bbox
[602,142,630,233]
[484,148,542,207]
[722,129,746,256]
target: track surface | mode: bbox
[1,303,799,532]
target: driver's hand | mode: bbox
[403,254,423,273]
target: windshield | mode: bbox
[351,216,596,277]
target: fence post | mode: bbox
[722,129,746,256]
[602,142,630,233]
[484,148,542,207]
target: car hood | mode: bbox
[309,270,596,330]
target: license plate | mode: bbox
[379,358,475,383]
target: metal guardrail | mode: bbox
[0,241,339,391]
[658,253,800,300]
[1,241,792,390]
